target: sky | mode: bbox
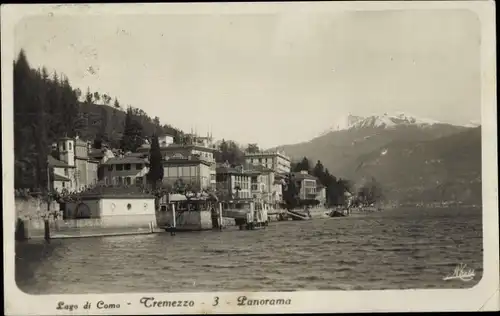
[14,9,481,149]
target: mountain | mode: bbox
[319,112,447,136]
[274,113,470,178]
[271,113,481,204]
[350,127,482,204]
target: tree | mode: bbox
[294,157,311,173]
[147,134,164,190]
[93,91,100,103]
[282,173,299,210]
[246,143,260,153]
[312,160,325,181]
[85,88,93,104]
[113,98,120,109]
[357,177,384,206]
[93,138,103,149]
[215,140,244,166]
[120,107,144,153]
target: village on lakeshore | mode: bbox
[15,130,356,239]
[12,50,383,240]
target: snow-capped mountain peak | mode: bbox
[319,112,445,136]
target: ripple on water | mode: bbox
[15,207,483,293]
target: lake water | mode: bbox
[15,207,483,294]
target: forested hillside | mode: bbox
[13,50,183,190]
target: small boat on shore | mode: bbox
[328,209,349,217]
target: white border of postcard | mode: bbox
[2,1,498,314]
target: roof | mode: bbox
[246,164,274,173]
[103,156,149,165]
[74,185,155,199]
[216,164,262,176]
[164,156,211,166]
[47,155,73,168]
[75,138,88,146]
[125,152,148,158]
[52,174,71,182]
[291,172,319,181]
[136,143,218,153]
[88,150,105,158]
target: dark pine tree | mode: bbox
[120,107,144,153]
[283,173,299,211]
[147,134,164,191]
[313,160,325,181]
[245,143,260,153]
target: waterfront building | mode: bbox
[244,150,291,174]
[63,187,156,227]
[162,153,213,191]
[137,132,218,189]
[49,136,100,192]
[216,163,259,200]
[291,171,319,200]
[101,154,149,186]
[244,164,278,204]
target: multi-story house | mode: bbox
[244,164,277,204]
[244,150,291,175]
[137,132,217,190]
[101,153,149,186]
[291,171,319,200]
[162,153,212,191]
[216,163,258,200]
[48,136,99,192]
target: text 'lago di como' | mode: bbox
[56,296,292,312]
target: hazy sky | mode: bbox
[15,9,481,148]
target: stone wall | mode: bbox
[15,217,156,240]
[15,197,61,220]
[158,210,213,231]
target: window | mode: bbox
[68,142,72,150]
[62,182,65,188]
[135,163,142,170]
[104,177,109,185]
[124,164,131,170]
[126,177,132,185]
[117,177,123,184]
[62,142,66,151]
[170,167,177,177]
[127,203,132,210]
[64,168,68,176]
[116,164,123,171]
[107,165,113,171]
[135,177,143,185]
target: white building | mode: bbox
[48,136,100,192]
[101,154,149,186]
[244,150,291,174]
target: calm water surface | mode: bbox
[16,207,483,294]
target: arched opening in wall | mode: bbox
[75,203,92,219]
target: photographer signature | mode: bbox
[443,263,475,282]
